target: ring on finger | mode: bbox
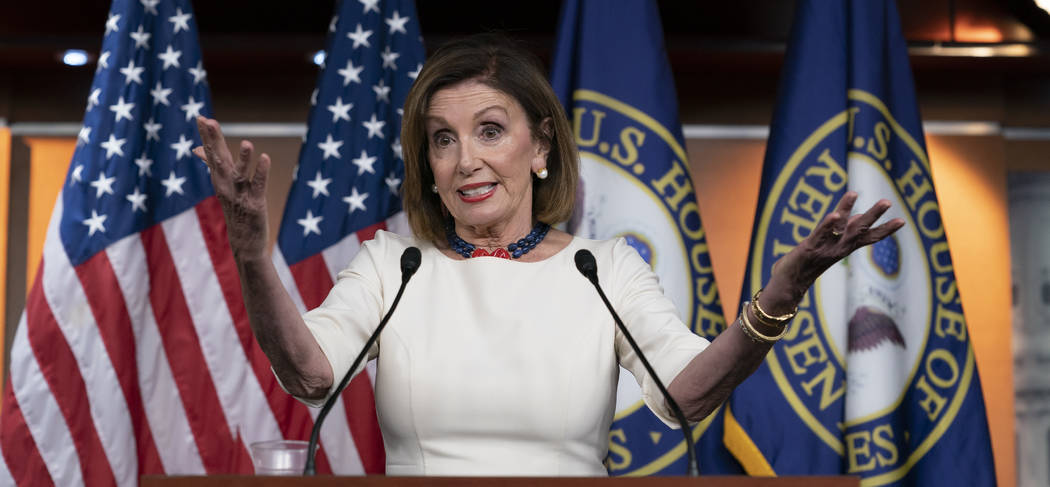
[831,229,843,237]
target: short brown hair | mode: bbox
[401,33,578,245]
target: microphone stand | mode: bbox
[574,249,700,477]
[303,247,421,475]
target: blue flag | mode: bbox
[726,1,996,485]
[551,0,739,475]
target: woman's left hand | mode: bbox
[760,191,905,310]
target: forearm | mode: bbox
[667,272,798,421]
[237,255,333,399]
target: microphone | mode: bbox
[304,246,422,475]
[574,249,700,477]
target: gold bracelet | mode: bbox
[739,303,789,344]
[752,289,797,326]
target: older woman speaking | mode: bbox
[193,35,902,476]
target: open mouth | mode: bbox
[457,183,496,201]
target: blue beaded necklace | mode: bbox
[446,221,551,259]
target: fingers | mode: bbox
[811,191,856,244]
[861,217,905,246]
[196,116,234,176]
[237,140,257,181]
[828,191,857,234]
[846,198,892,235]
[253,153,271,196]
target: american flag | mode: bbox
[270,0,424,475]
[0,0,336,483]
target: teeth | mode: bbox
[460,184,495,196]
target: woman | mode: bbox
[193,34,902,476]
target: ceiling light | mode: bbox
[62,49,89,66]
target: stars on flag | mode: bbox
[338,60,364,86]
[78,126,92,145]
[169,8,192,33]
[100,134,127,159]
[96,51,111,73]
[181,96,204,121]
[362,114,385,139]
[126,187,148,212]
[161,171,187,196]
[347,24,373,49]
[352,150,377,175]
[373,79,391,103]
[87,88,102,111]
[120,60,145,84]
[144,118,162,141]
[385,173,401,195]
[158,45,182,70]
[151,81,173,105]
[141,0,160,15]
[83,210,108,236]
[105,14,121,36]
[170,135,195,160]
[90,172,117,198]
[65,0,213,252]
[130,25,151,49]
[385,11,409,35]
[306,171,333,198]
[380,46,399,70]
[135,153,154,176]
[327,97,353,123]
[188,61,207,84]
[110,96,135,122]
[277,0,423,260]
[298,210,323,236]
[343,188,368,213]
[318,135,344,160]
[360,0,380,14]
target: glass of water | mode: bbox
[250,439,310,476]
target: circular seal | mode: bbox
[752,89,978,484]
[568,89,725,475]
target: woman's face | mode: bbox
[425,79,548,235]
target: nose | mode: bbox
[456,139,482,176]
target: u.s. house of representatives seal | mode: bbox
[567,89,725,475]
[753,89,978,485]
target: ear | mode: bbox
[531,117,553,172]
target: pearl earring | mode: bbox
[431,184,438,193]
[535,168,549,180]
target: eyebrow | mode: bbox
[472,104,508,120]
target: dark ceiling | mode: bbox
[2,0,1049,74]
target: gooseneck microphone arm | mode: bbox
[574,249,699,477]
[303,246,422,475]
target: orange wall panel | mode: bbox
[24,138,75,290]
[927,135,1015,487]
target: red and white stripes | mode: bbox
[0,197,403,484]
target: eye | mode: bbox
[431,131,454,148]
[480,124,503,141]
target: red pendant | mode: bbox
[471,247,511,259]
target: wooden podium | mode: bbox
[142,476,859,486]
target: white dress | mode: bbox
[296,230,709,476]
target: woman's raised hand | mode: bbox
[763,191,906,308]
[192,116,272,261]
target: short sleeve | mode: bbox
[279,232,396,407]
[607,238,710,428]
